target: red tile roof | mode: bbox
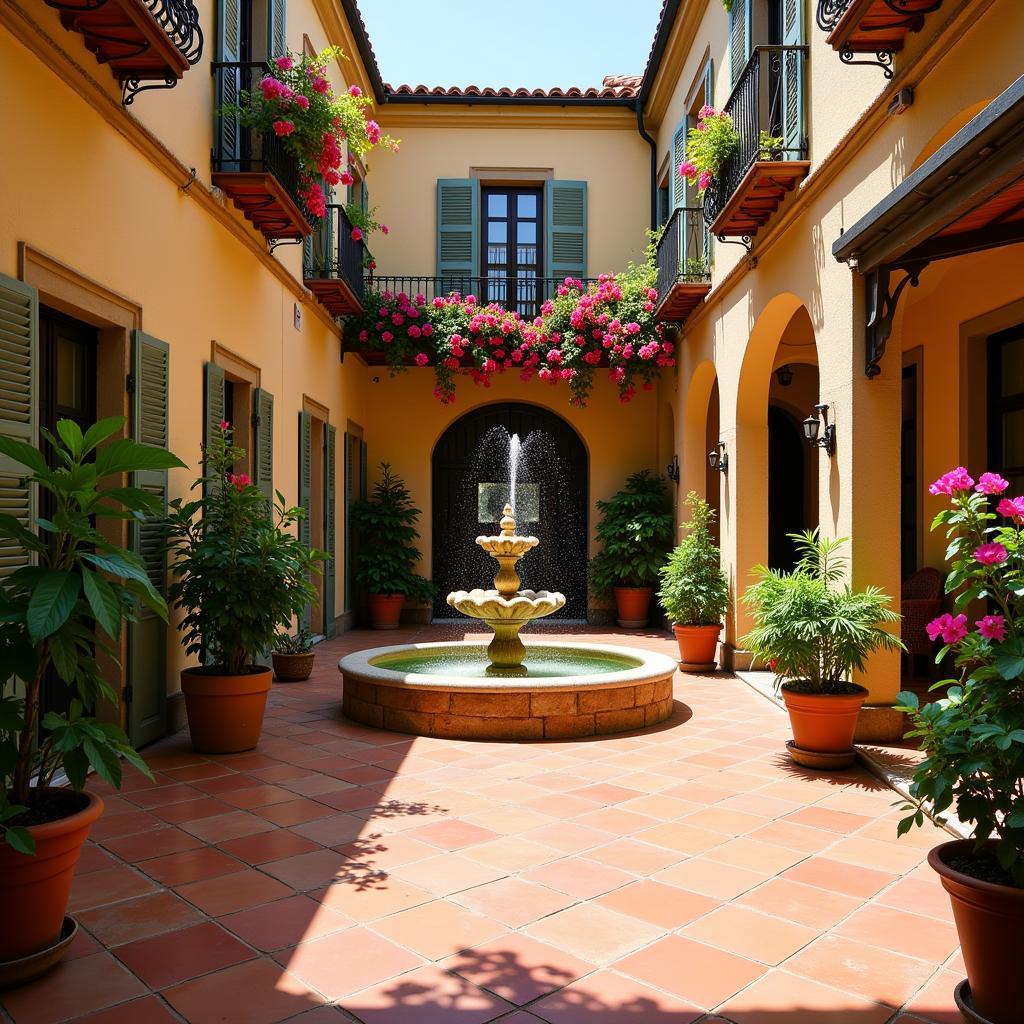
[384,81,641,100]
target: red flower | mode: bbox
[272,120,295,137]
[351,227,363,242]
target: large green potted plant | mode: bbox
[350,463,435,629]
[589,470,674,628]
[897,468,1024,1024]
[743,530,903,769]
[0,417,181,972]
[165,423,326,753]
[658,491,729,670]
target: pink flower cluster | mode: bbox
[227,472,251,491]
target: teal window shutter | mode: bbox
[252,387,274,508]
[128,331,170,745]
[267,0,286,58]
[436,179,480,287]
[203,362,226,452]
[298,411,313,630]
[544,180,588,281]
[729,0,752,88]
[782,0,805,155]
[215,0,242,169]
[323,423,336,638]
[670,124,687,210]
[0,274,38,581]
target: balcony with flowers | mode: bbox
[303,204,366,316]
[653,207,712,323]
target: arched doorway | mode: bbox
[432,402,589,619]
[768,405,807,570]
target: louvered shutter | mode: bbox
[544,180,588,281]
[215,0,242,170]
[729,0,751,88]
[252,387,274,509]
[323,423,336,638]
[436,179,480,291]
[128,331,169,746]
[670,123,687,211]
[343,430,352,613]
[298,411,312,630]
[0,275,38,581]
[781,0,805,155]
[701,60,714,265]
[267,0,286,60]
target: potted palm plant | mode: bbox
[897,468,1024,1024]
[272,628,316,682]
[658,491,728,670]
[743,530,903,769]
[350,463,435,629]
[589,470,674,628]
[0,417,181,975]
[165,423,326,753]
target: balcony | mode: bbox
[703,45,810,242]
[304,206,366,316]
[43,0,202,104]
[817,0,945,76]
[211,62,312,243]
[653,207,712,323]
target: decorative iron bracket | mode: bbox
[716,233,752,255]
[840,44,895,79]
[864,261,928,377]
[123,74,177,105]
[268,237,303,255]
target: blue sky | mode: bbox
[357,1,664,91]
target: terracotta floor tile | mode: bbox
[313,876,434,922]
[334,832,437,871]
[737,877,861,930]
[67,865,158,913]
[221,894,352,951]
[595,879,720,929]
[292,812,369,847]
[717,969,895,1023]
[784,806,874,833]
[76,843,117,875]
[531,969,704,1024]
[139,846,240,886]
[521,857,634,900]
[256,798,338,826]
[315,786,384,811]
[391,852,508,896]
[371,900,505,960]
[219,830,322,864]
[261,848,358,891]
[461,837,561,872]
[745,819,837,853]
[706,837,809,875]
[876,876,955,922]
[219,784,299,809]
[87,809,163,841]
[522,822,616,855]
[73,995,182,1023]
[571,783,645,805]
[114,921,255,988]
[680,805,771,837]
[903,969,964,1024]
[453,877,574,928]
[681,903,818,965]
[408,820,500,850]
[833,904,960,963]
[826,836,929,875]
[153,796,233,824]
[178,868,293,916]
[78,890,204,946]
[101,827,203,862]
[64,927,101,962]
[585,838,684,875]
[163,763,237,783]
[525,904,664,963]
[653,856,769,900]
[782,856,897,898]
[123,782,199,809]
[635,822,726,857]
[178,810,277,843]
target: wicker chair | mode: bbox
[902,568,945,663]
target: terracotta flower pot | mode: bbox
[0,789,103,963]
[930,839,1024,1024]
[614,587,652,629]
[271,651,315,682]
[181,667,272,754]
[673,623,722,671]
[368,593,405,630]
[780,684,867,770]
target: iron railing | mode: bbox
[364,276,602,321]
[815,0,856,32]
[655,207,712,302]
[145,0,202,65]
[304,205,365,305]
[702,45,809,230]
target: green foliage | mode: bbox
[680,108,740,194]
[758,130,784,160]
[658,492,728,625]
[273,628,315,655]
[165,424,326,677]
[742,531,903,694]
[589,470,675,599]
[350,463,436,602]
[0,417,185,853]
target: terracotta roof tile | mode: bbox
[384,82,641,100]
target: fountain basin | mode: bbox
[339,641,678,740]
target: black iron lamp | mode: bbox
[666,454,680,484]
[775,364,794,387]
[802,403,836,456]
[707,442,728,474]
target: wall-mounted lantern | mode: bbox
[775,364,794,387]
[666,454,680,485]
[802,403,836,456]
[707,442,728,474]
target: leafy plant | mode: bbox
[896,468,1024,884]
[758,130,784,160]
[742,530,903,694]
[165,422,327,677]
[273,628,315,655]
[0,417,184,854]
[350,463,436,602]
[589,470,675,599]
[658,492,728,625]
[678,106,740,194]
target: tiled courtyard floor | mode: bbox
[2,627,964,1024]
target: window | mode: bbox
[482,187,543,317]
[988,325,1024,495]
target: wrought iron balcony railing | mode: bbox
[816,0,857,31]
[304,205,366,315]
[655,207,712,297]
[703,44,810,235]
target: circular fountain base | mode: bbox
[339,641,678,740]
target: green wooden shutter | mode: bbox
[203,362,226,454]
[0,275,38,582]
[267,0,286,58]
[670,123,687,211]
[544,180,588,281]
[323,423,336,638]
[729,0,752,88]
[128,331,169,746]
[215,0,242,169]
[782,0,805,155]
[298,411,312,630]
[436,179,480,288]
[252,387,274,508]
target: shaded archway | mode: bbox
[682,359,722,540]
[431,402,589,619]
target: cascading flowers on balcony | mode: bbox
[231,47,397,221]
[678,105,740,194]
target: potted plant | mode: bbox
[743,530,903,769]
[350,463,435,629]
[165,423,326,753]
[678,105,740,194]
[589,470,674,628]
[896,468,1024,1024]
[272,628,316,682]
[0,417,181,973]
[658,491,729,670]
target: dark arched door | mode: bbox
[768,405,807,571]
[432,402,589,619]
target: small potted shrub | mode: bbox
[678,105,740,194]
[350,463,435,629]
[0,418,181,973]
[658,491,728,670]
[272,628,316,682]
[589,470,675,628]
[165,423,326,753]
[897,468,1024,1024]
[743,530,903,769]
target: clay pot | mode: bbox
[672,623,722,671]
[271,651,315,682]
[0,789,103,963]
[930,840,1024,1024]
[780,684,867,769]
[181,667,272,754]
[368,593,405,630]
[614,587,652,629]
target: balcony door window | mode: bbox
[482,187,543,318]
[988,325,1024,495]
